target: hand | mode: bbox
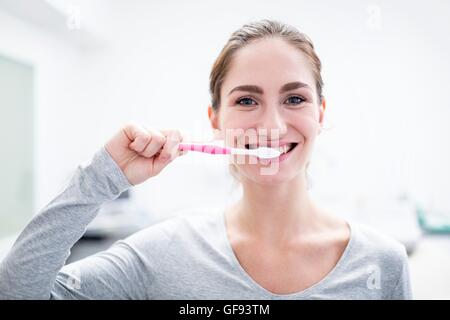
[105,123,186,185]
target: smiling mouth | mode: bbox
[244,142,299,155]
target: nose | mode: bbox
[257,105,287,139]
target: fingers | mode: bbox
[170,129,188,156]
[124,123,187,162]
[125,123,153,153]
[158,129,184,161]
[140,128,166,158]
[147,129,185,177]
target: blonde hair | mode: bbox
[209,19,324,112]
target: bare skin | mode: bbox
[224,202,350,294]
[209,37,351,295]
[104,37,350,295]
[105,124,187,186]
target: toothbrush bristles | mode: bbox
[256,147,281,159]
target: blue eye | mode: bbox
[285,96,305,105]
[236,97,257,106]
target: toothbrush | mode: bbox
[178,142,281,159]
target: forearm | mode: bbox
[0,146,132,299]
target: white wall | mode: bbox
[1,0,450,226]
[0,8,86,213]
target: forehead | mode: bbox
[222,37,316,93]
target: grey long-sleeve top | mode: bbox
[0,147,413,299]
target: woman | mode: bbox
[0,19,412,299]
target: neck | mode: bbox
[231,172,318,243]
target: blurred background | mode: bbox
[0,0,449,299]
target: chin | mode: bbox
[238,162,305,186]
[247,173,298,186]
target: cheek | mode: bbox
[217,111,255,144]
[290,113,320,142]
[220,109,250,129]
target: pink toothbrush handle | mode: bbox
[179,143,231,155]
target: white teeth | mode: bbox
[276,146,285,154]
[246,143,296,154]
[276,143,293,154]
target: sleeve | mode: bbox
[390,247,413,300]
[0,146,141,299]
[50,240,151,299]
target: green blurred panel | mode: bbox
[0,54,34,238]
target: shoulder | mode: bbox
[111,207,224,279]
[348,221,410,285]
[121,207,222,253]
[350,221,408,262]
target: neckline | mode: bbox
[219,208,355,298]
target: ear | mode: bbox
[208,105,220,130]
[208,105,224,140]
[318,97,326,134]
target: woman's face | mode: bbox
[210,37,325,185]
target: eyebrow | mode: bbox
[228,81,311,96]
